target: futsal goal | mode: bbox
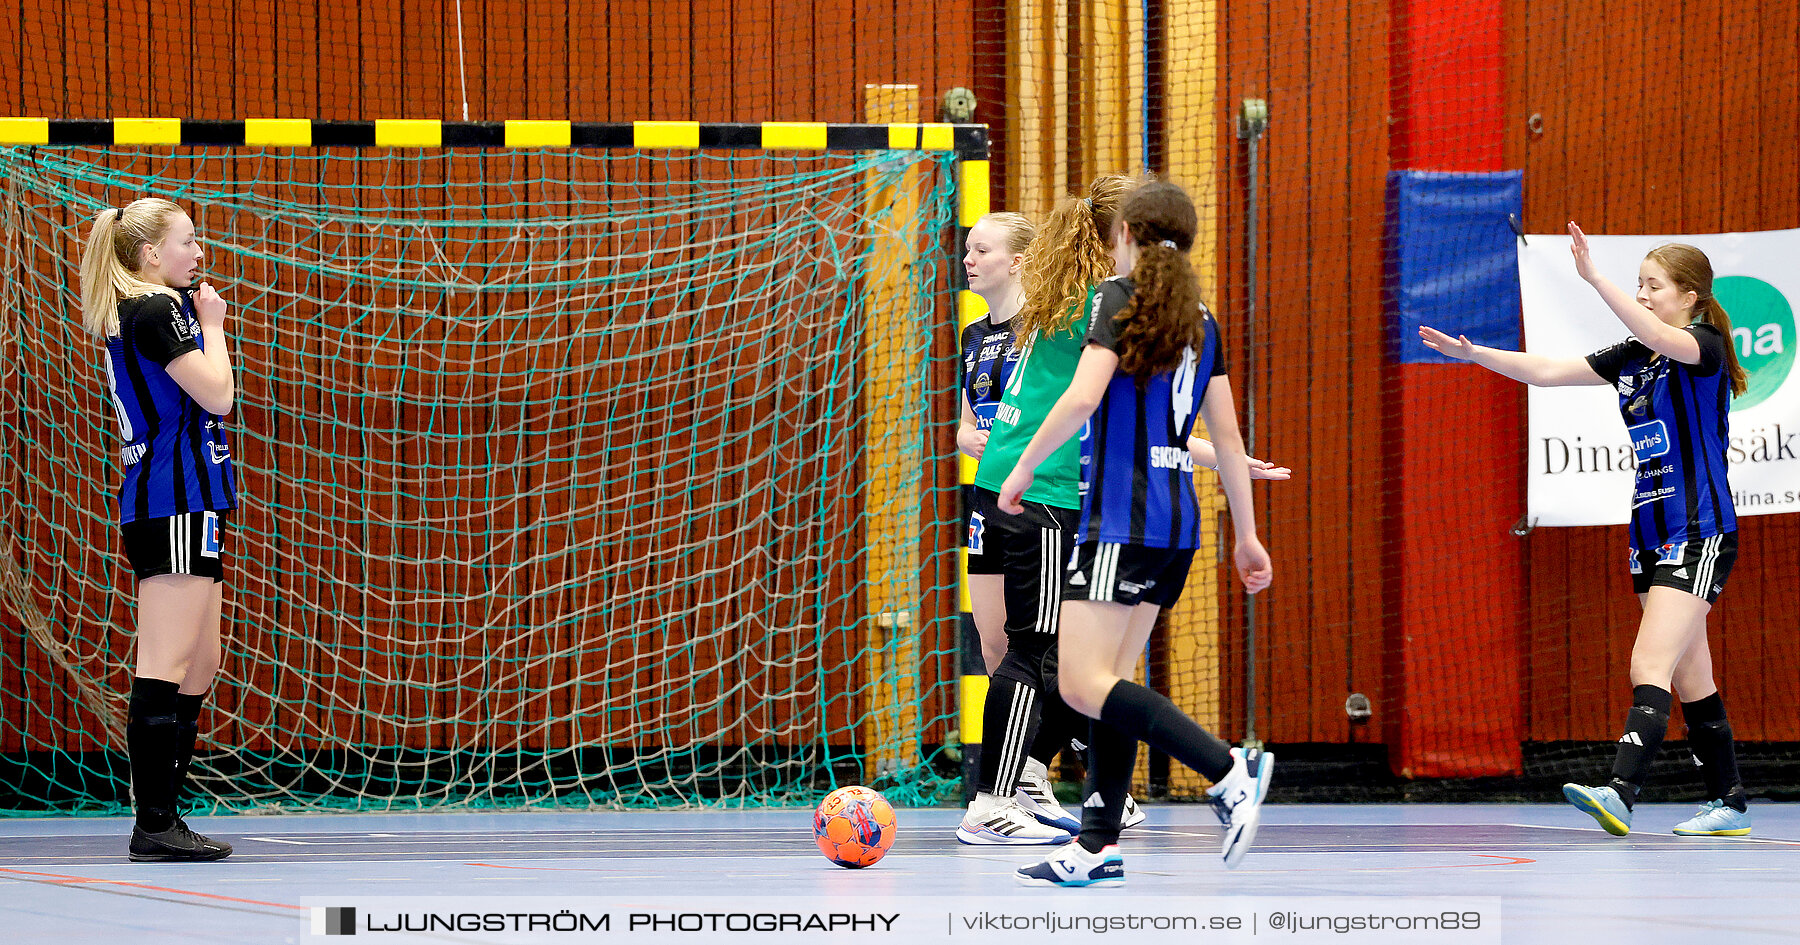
[0,117,986,812]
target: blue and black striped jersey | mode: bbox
[960,314,1021,430]
[103,289,237,524]
[1585,322,1735,551]
[1076,277,1227,549]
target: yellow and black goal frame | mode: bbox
[1,113,994,792]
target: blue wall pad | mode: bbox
[1386,169,1524,363]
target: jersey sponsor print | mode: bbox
[1586,323,1735,551]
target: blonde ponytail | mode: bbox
[1014,174,1146,343]
[77,198,184,337]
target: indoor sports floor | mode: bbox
[1,803,1794,944]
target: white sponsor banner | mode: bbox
[1519,228,1800,526]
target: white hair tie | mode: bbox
[1159,239,1177,249]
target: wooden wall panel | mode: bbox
[1246,0,1313,746]
[0,0,978,780]
[1299,0,1355,744]
[3,0,970,124]
[1342,0,1391,747]
[1213,0,1390,746]
[568,1,609,119]
[9,0,1790,779]
[1747,0,1800,742]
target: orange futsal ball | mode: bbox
[813,785,897,869]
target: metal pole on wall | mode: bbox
[1236,97,1268,750]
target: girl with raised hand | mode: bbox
[1420,223,1750,837]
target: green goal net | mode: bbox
[0,133,969,813]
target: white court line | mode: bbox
[232,836,827,846]
[0,848,1648,865]
[0,853,943,869]
[1504,823,1800,845]
[2,847,1776,873]
[221,828,809,839]
[1503,823,1622,832]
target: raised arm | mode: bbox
[1568,222,1702,364]
[1418,325,1608,387]
[163,284,235,416]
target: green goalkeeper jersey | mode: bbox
[972,289,1097,510]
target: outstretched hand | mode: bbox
[1418,325,1477,361]
[1568,221,1598,283]
[1246,458,1293,481]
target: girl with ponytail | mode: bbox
[1011,175,1138,345]
[1421,224,1751,838]
[956,178,1148,847]
[999,180,1276,886]
[79,198,239,862]
[958,176,1288,851]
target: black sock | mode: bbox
[976,673,1041,796]
[175,692,204,726]
[1098,680,1233,782]
[1029,690,1084,768]
[127,677,181,832]
[1681,693,1745,811]
[1077,718,1136,853]
[1607,684,1671,808]
[172,691,207,816]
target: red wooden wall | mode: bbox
[0,1,979,766]
[3,0,1796,771]
[0,0,976,124]
[1214,0,1395,746]
[1210,0,1798,754]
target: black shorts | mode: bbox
[1630,533,1735,604]
[964,486,1005,577]
[1063,541,1195,608]
[121,510,226,583]
[966,486,1076,634]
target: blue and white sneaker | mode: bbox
[1206,747,1274,868]
[1672,799,1752,837]
[1014,759,1080,833]
[1562,783,1632,836]
[1015,842,1125,888]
